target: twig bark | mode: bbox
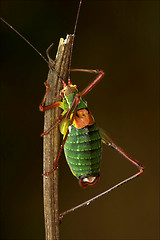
[43,35,73,240]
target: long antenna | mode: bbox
[0,17,65,84]
[68,0,82,83]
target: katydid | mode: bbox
[0,0,144,223]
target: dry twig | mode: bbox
[43,35,73,240]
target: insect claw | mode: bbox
[42,175,48,178]
[62,80,67,88]
[59,214,63,224]
[39,105,44,112]
[68,78,73,86]
[42,172,50,178]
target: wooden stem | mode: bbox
[43,35,73,240]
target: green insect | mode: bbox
[1,0,144,220]
[39,64,143,188]
[40,68,104,187]
[38,0,144,190]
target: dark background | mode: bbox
[0,1,159,239]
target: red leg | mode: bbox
[59,167,144,223]
[39,81,62,112]
[39,101,61,112]
[59,130,144,222]
[100,129,144,172]
[41,114,64,136]
[43,127,70,177]
[69,69,105,97]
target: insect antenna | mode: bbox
[68,0,82,85]
[0,17,66,86]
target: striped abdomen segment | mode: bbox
[64,124,102,179]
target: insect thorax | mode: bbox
[63,92,88,112]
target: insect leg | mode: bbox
[41,114,65,137]
[43,127,70,177]
[59,168,143,223]
[69,68,105,97]
[39,80,62,112]
[100,128,144,172]
[41,92,79,137]
[59,130,144,222]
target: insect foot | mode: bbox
[39,104,45,112]
[59,214,64,225]
[94,69,101,73]
[42,172,50,178]
[42,166,58,178]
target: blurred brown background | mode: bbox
[0,1,159,239]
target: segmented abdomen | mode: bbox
[64,123,102,179]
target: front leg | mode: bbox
[39,81,62,112]
[69,68,105,97]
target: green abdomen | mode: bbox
[64,124,102,179]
